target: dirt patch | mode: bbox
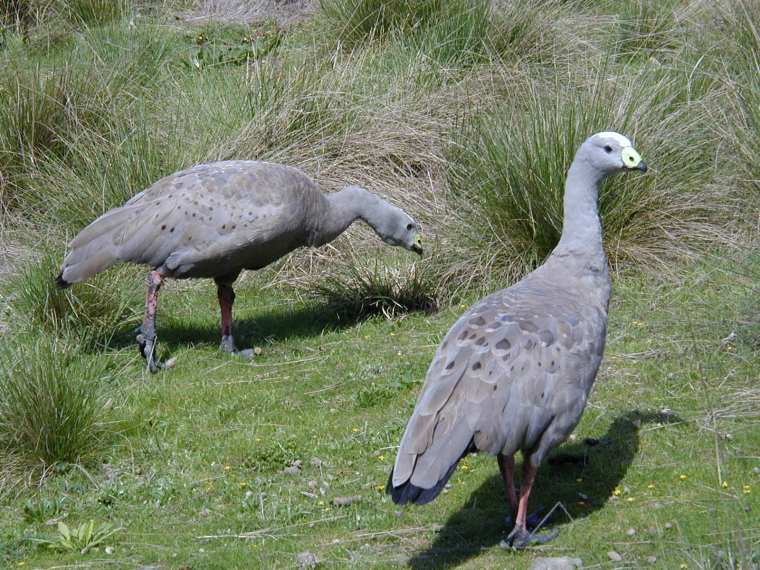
[182,0,317,28]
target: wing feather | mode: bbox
[390,283,600,501]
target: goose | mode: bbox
[57,160,423,372]
[387,132,647,548]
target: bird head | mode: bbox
[382,210,423,256]
[583,132,647,176]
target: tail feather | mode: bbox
[387,437,475,506]
[58,204,146,284]
[60,247,120,285]
[387,460,460,505]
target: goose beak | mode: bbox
[410,234,423,256]
[622,146,647,172]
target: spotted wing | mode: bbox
[390,281,603,502]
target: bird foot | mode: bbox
[236,348,255,359]
[500,525,560,550]
[220,335,255,360]
[137,332,172,373]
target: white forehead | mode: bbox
[591,131,632,147]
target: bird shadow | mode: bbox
[407,410,680,569]
[108,301,377,352]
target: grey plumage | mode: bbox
[59,161,421,285]
[387,132,647,546]
[57,160,423,371]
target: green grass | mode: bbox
[6,249,139,349]
[304,249,439,318]
[0,0,758,567]
[447,64,731,281]
[0,335,113,467]
[0,254,758,567]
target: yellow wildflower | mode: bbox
[679,474,688,481]
[378,455,385,462]
[352,427,360,433]
[626,497,635,502]
[742,485,751,495]
[613,486,622,496]
[647,484,656,489]
[722,481,729,489]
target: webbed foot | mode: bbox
[137,331,166,373]
[500,525,559,550]
[220,335,255,359]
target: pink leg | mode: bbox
[138,270,164,372]
[217,283,234,338]
[216,278,239,354]
[504,458,552,549]
[514,460,537,531]
[498,454,518,514]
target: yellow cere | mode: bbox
[622,146,643,168]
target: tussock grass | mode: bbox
[0,336,109,467]
[320,0,565,67]
[302,250,439,319]
[318,0,442,48]
[447,65,734,281]
[0,23,182,210]
[0,64,72,206]
[611,0,684,62]
[710,0,760,199]
[63,0,129,26]
[7,249,138,350]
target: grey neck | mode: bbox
[311,186,390,246]
[552,156,606,261]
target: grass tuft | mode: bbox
[304,251,439,319]
[612,0,683,62]
[64,0,129,26]
[0,64,71,206]
[318,0,441,48]
[447,66,734,281]
[7,249,138,350]
[0,336,108,466]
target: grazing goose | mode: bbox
[387,132,647,548]
[57,160,423,372]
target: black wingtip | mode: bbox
[386,461,460,506]
[55,271,70,289]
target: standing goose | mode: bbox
[387,132,647,548]
[57,160,423,372]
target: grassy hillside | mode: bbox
[1,0,759,568]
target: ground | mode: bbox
[1,252,758,568]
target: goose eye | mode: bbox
[604,145,613,154]
[406,223,414,231]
